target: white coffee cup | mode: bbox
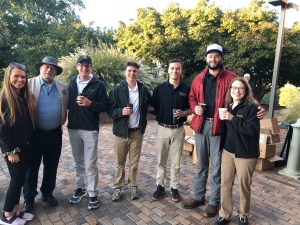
[218,108,228,120]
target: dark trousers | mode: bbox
[23,126,62,201]
[4,142,33,212]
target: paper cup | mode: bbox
[218,108,227,120]
[218,108,227,113]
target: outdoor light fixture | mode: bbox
[268,0,288,6]
[267,0,299,118]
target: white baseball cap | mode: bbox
[244,73,250,78]
[205,44,223,56]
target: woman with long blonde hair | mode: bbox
[0,63,36,225]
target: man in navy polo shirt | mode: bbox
[22,56,68,212]
[148,59,191,202]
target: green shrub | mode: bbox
[57,42,165,93]
[260,89,280,105]
[278,96,300,124]
[279,83,300,107]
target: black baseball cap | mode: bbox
[77,55,92,64]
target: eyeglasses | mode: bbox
[231,86,245,91]
[10,62,26,69]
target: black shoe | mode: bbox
[238,217,248,225]
[21,199,34,213]
[88,196,99,210]
[214,217,230,225]
[42,194,58,207]
[70,188,87,204]
[170,188,180,202]
[152,185,165,201]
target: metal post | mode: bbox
[268,4,287,118]
[278,119,300,179]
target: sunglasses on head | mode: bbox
[10,62,26,70]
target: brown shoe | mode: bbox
[204,204,219,217]
[181,197,205,209]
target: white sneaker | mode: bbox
[1,213,26,225]
[15,210,34,221]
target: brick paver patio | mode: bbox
[0,120,299,225]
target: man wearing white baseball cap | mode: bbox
[182,44,265,220]
[244,73,256,97]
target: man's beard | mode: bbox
[206,61,222,70]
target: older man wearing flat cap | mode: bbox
[22,56,68,212]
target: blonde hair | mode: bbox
[0,63,36,128]
[225,77,258,107]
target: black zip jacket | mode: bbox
[220,99,260,158]
[67,75,108,131]
[0,93,34,154]
[249,80,257,96]
[107,80,151,139]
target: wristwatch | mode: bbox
[3,147,20,156]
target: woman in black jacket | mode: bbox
[0,63,36,225]
[214,77,260,225]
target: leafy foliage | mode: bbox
[57,42,165,93]
[114,3,203,83]
[0,0,116,81]
[115,0,300,101]
[260,89,280,105]
[219,0,300,102]
[279,83,300,107]
[278,96,300,124]
[1,0,300,102]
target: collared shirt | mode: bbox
[150,81,190,125]
[128,82,140,128]
[76,74,93,94]
[204,71,217,118]
[36,77,62,130]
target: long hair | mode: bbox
[224,77,258,107]
[0,63,36,128]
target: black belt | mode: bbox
[128,127,140,132]
[205,117,214,122]
[158,122,183,129]
[37,126,60,133]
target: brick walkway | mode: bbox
[0,120,299,225]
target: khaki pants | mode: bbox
[113,130,143,189]
[219,150,257,219]
[156,125,185,189]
